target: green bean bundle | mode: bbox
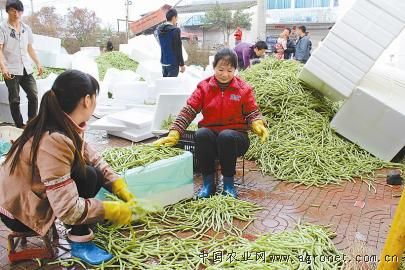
[240,58,405,186]
[102,145,184,174]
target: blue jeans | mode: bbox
[162,65,179,77]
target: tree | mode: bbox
[65,7,101,47]
[24,7,63,38]
[203,4,252,45]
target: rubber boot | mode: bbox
[222,176,237,198]
[196,174,215,198]
[70,241,113,265]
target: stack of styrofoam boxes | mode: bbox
[80,47,101,59]
[33,34,72,69]
[89,105,157,142]
[331,65,405,160]
[96,151,194,207]
[299,0,405,101]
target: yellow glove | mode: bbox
[102,201,132,225]
[251,120,269,143]
[112,178,135,203]
[153,130,180,147]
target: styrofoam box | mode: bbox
[0,102,28,123]
[119,44,132,56]
[107,129,154,142]
[314,44,366,84]
[322,33,374,72]
[110,81,149,104]
[331,86,405,161]
[96,152,193,207]
[338,7,397,49]
[0,82,27,104]
[368,0,405,24]
[331,21,384,60]
[299,55,356,101]
[33,34,61,54]
[36,51,72,69]
[135,61,162,83]
[353,0,404,37]
[89,116,127,131]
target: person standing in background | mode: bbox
[234,27,242,45]
[290,26,298,42]
[294,25,311,64]
[157,8,185,77]
[0,0,42,128]
[282,28,296,60]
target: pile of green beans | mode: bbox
[96,51,139,80]
[102,145,184,174]
[240,58,405,186]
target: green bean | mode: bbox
[96,51,138,80]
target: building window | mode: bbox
[295,0,330,8]
[334,0,339,6]
[267,0,291,9]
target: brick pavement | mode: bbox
[0,129,402,269]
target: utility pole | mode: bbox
[30,0,34,14]
[125,0,132,43]
[257,0,266,41]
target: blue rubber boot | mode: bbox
[70,241,113,265]
[196,174,215,198]
[222,176,237,198]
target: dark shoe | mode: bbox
[70,241,113,265]
[222,176,237,198]
[196,174,215,198]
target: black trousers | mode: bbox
[195,128,249,177]
[0,166,104,236]
[5,69,38,128]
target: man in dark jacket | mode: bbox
[157,8,185,77]
[294,25,311,64]
[282,28,296,60]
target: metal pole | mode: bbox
[30,0,34,14]
[257,0,266,41]
[126,0,129,42]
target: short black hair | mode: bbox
[213,48,238,69]
[6,0,23,12]
[298,25,306,33]
[254,41,268,50]
[166,8,177,21]
[284,27,291,34]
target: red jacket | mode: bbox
[172,76,261,133]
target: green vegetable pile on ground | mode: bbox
[102,145,184,174]
[0,67,65,81]
[240,58,404,187]
[96,51,138,80]
[53,196,344,269]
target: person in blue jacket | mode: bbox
[157,8,185,77]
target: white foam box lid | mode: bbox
[321,32,374,72]
[108,106,154,130]
[110,81,149,104]
[360,65,405,97]
[108,129,154,142]
[89,116,127,131]
[300,55,355,101]
[331,21,384,60]
[367,0,405,24]
[331,86,405,161]
[151,93,191,132]
[353,0,405,36]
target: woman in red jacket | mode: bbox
[154,48,268,198]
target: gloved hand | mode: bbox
[251,120,269,143]
[153,130,180,147]
[112,178,135,203]
[102,201,132,225]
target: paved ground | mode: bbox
[0,129,402,269]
